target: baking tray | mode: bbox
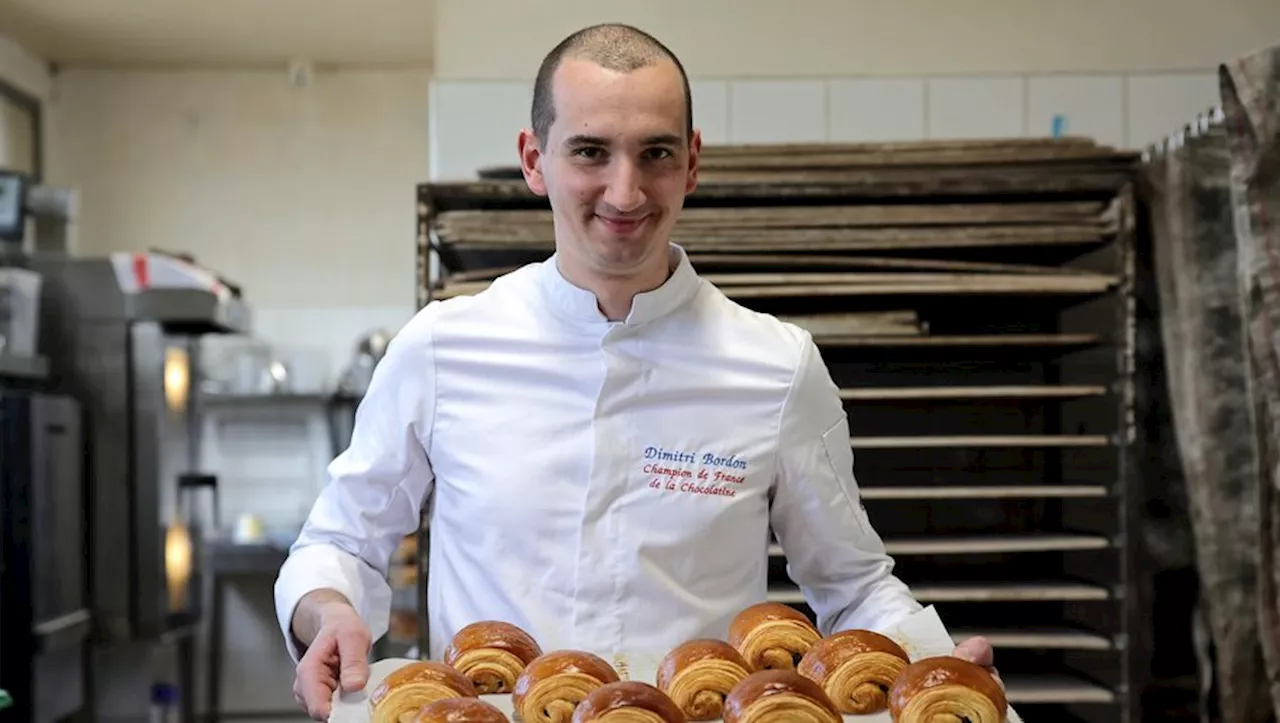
[330,606,1024,722]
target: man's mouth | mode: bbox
[596,214,649,235]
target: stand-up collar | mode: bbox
[537,244,702,327]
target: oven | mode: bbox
[32,253,249,642]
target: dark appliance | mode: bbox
[0,173,91,723]
[0,371,90,723]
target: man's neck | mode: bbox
[556,250,672,322]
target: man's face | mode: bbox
[519,57,701,280]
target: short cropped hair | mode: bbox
[531,23,693,144]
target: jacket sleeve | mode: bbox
[768,332,922,635]
[273,307,440,662]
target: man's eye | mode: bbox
[574,147,604,159]
[645,148,674,160]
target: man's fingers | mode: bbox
[953,636,994,667]
[296,637,340,721]
[981,663,1006,692]
[301,664,337,721]
[335,627,371,692]
[951,636,1004,692]
[291,609,369,721]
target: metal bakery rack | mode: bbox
[414,136,1145,723]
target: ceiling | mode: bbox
[0,0,436,67]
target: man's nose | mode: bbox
[603,161,645,212]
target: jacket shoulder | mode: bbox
[694,285,814,365]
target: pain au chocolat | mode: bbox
[369,661,480,723]
[570,681,687,723]
[512,650,622,723]
[722,669,842,723]
[889,656,1008,723]
[443,620,544,694]
[655,639,752,721]
[411,697,508,723]
[796,629,910,714]
[728,602,821,672]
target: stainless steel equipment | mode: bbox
[338,327,396,396]
[31,251,250,722]
[32,254,249,643]
[17,180,250,721]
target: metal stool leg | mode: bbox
[206,574,224,722]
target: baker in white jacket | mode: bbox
[277,23,997,719]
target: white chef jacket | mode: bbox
[274,243,922,663]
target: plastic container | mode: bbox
[149,683,178,723]
[0,267,41,357]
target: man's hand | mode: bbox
[291,594,372,721]
[952,635,1002,687]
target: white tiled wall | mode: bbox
[828,78,926,143]
[1127,72,1223,150]
[688,80,730,144]
[729,80,828,144]
[428,81,533,182]
[927,76,1027,139]
[428,70,1223,180]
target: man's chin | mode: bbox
[585,235,665,268]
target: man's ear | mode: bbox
[685,128,702,195]
[518,129,547,196]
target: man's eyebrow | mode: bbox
[563,134,609,147]
[643,133,683,147]
[561,133,684,148]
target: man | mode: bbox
[276,23,997,720]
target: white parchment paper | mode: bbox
[330,605,1023,722]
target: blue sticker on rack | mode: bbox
[1052,114,1068,137]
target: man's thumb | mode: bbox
[336,630,370,691]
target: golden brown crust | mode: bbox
[369,662,479,723]
[888,656,1007,723]
[411,697,508,723]
[512,650,622,723]
[728,603,814,643]
[722,669,842,723]
[655,639,752,721]
[442,620,544,694]
[569,681,687,722]
[796,629,910,714]
[727,602,821,671]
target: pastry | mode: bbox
[570,681,687,722]
[370,661,480,723]
[443,620,544,694]
[655,639,752,720]
[722,669,842,723]
[796,629,910,714]
[412,698,508,723]
[888,656,1007,723]
[512,650,622,723]
[728,602,821,671]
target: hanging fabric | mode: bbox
[1220,42,1280,719]
[1145,113,1272,723]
